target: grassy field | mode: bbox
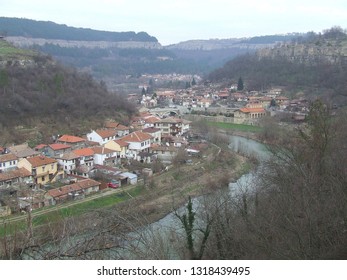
[0,39,36,59]
[0,185,144,237]
[207,121,263,133]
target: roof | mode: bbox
[239,108,266,113]
[48,143,71,151]
[57,135,86,143]
[144,116,161,124]
[47,179,100,198]
[91,146,115,155]
[73,148,94,157]
[0,168,32,182]
[26,156,57,167]
[120,172,138,179]
[155,117,182,124]
[35,144,47,150]
[59,152,80,160]
[121,131,152,143]
[8,144,39,158]
[142,127,161,133]
[114,139,129,147]
[104,121,120,128]
[95,129,117,139]
[0,153,18,163]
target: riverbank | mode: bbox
[0,139,252,259]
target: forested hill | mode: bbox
[0,17,158,42]
[207,27,347,103]
[0,39,136,145]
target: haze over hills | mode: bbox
[0,17,301,85]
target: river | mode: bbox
[109,135,270,259]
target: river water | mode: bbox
[109,135,270,259]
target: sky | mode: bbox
[1,0,347,45]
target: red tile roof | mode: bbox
[34,144,47,150]
[26,156,57,167]
[0,153,18,163]
[73,148,95,157]
[48,143,71,151]
[0,167,32,181]
[239,108,266,113]
[96,129,117,139]
[114,139,129,147]
[121,131,152,143]
[91,146,115,155]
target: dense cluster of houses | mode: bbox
[0,113,192,216]
[137,85,308,124]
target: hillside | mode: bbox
[0,39,136,145]
[207,27,347,103]
[0,17,158,42]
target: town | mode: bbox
[0,80,307,217]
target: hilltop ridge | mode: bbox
[0,17,158,42]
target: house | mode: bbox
[45,143,72,157]
[56,134,86,149]
[150,145,179,164]
[197,98,212,108]
[87,129,118,145]
[45,179,100,205]
[0,153,18,172]
[121,131,152,159]
[142,127,161,144]
[18,155,64,185]
[104,139,129,159]
[72,148,95,178]
[91,146,118,166]
[8,143,39,159]
[234,107,267,124]
[104,121,130,136]
[0,168,33,189]
[56,152,80,175]
[154,117,183,137]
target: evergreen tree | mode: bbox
[237,77,244,91]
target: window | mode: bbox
[42,166,45,172]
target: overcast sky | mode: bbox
[1,0,347,45]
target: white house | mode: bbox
[56,152,79,174]
[142,127,162,144]
[87,129,118,145]
[120,131,152,158]
[91,146,118,166]
[72,148,95,178]
[0,153,18,172]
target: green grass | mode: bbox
[207,121,263,133]
[0,186,145,237]
[0,39,36,59]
